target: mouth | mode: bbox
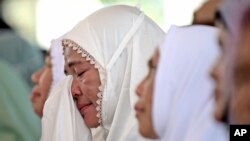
[31,87,41,102]
[134,103,143,119]
[77,103,93,117]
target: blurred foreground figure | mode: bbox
[0,60,40,141]
[135,25,228,141]
[211,0,250,124]
[0,0,43,89]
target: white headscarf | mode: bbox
[42,36,93,141]
[62,5,165,140]
[153,25,228,141]
[41,76,92,141]
[50,36,66,86]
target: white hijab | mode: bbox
[62,5,165,140]
[153,25,228,141]
[43,36,103,141]
[41,36,92,141]
[50,36,66,86]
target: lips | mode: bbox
[31,86,40,102]
[77,103,93,115]
[134,103,143,118]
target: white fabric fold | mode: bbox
[50,36,66,87]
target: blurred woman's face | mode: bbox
[211,21,229,122]
[64,47,101,128]
[230,25,250,124]
[135,49,159,139]
[31,55,52,118]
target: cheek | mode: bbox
[87,70,100,84]
[40,70,53,96]
[79,70,100,102]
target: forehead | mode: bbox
[64,47,77,59]
[63,47,89,66]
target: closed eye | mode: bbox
[77,72,84,77]
[77,71,86,77]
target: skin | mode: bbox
[193,0,222,26]
[211,20,229,122]
[64,47,101,128]
[135,49,159,139]
[31,55,52,118]
[213,15,250,124]
[230,24,250,124]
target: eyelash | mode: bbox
[77,71,84,77]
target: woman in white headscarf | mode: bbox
[62,5,164,140]
[152,25,228,141]
[41,36,95,141]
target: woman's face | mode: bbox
[135,49,159,139]
[31,55,52,118]
[211,21,229,122]
[230,25,250,124]
[64,47,101,128]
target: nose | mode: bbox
[136,79,145,97]
[71,79,81,98]
[31,67,44,84]
[210,57,222,82]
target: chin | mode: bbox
[33,105,43,118]
[84,117,100,128]
[139,128,149,138]
[139,124,158,139]
[139,128,155,139]
[34,109,42,118]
